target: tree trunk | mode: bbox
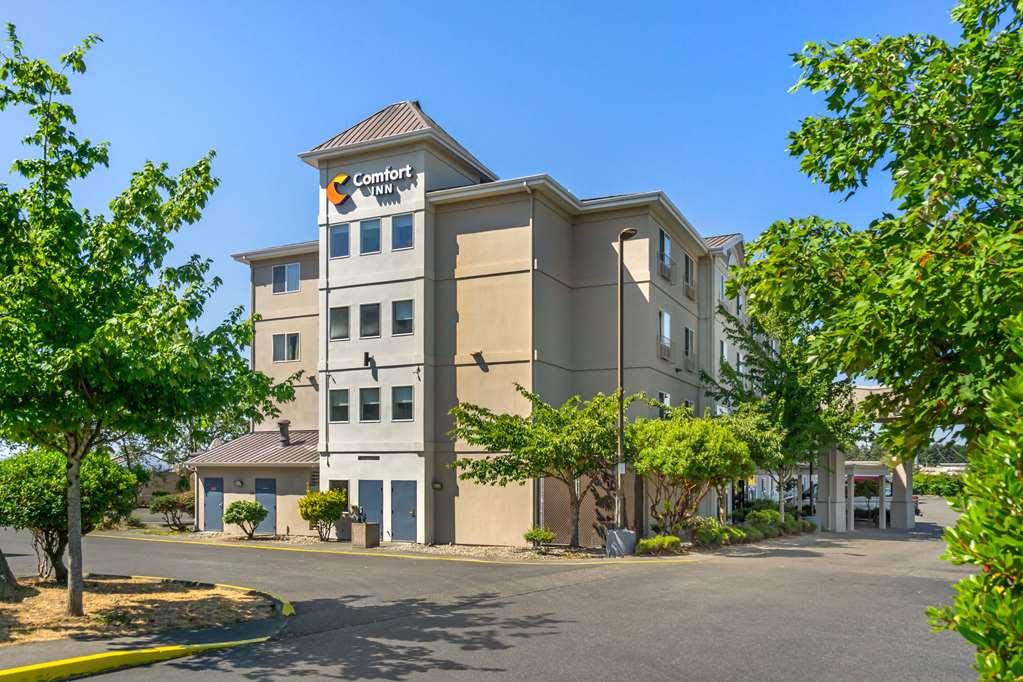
[0,548,17,600]
[778,474,786,522]
[717,485,728,525]
[66,454,85,616]
[568,483,581,549]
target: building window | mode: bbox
[657,391,671,419]
[658,310,671,360]
[719,273,727,300]
[360,219,381,254]
[392,214,413,250]
[329,224,350,259]
[658,230,673,281]
[392,300,414,336]
[684,327,695,357]
[684,399,695,410]
[272,332,299,362]
[329,389,349,423]
[272,263,300,294]
[360,303,380,338]
[392,386,414,421]
[720,339,726,364]
[329,306,349,341]
[360,387,380,422]
[683,253,695,286]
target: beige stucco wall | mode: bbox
[194,466,316,536]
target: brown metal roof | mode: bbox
[185,430,318,467]
[310,101,431,152]
[704,233,742,249]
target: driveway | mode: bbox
[0,497,975,680]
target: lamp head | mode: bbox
[619,227,638,241]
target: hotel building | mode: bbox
[187,101,746,546]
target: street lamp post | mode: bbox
[615,227,638,530]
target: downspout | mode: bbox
[524,181,541,529]
[322,168,330,475]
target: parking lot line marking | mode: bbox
[92,534,698,566]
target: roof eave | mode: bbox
[298,129,498,183]
[231,240,319,264]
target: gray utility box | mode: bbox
[352,522,380,548]
[606,528,637,557]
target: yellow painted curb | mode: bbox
[0,635,267,682]
[93,533,699,566]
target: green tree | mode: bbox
[0,27,296,615]
[298,489,348,541]
[717,407,785,523]
[631,411,752,534]
[449,384,640,548]
[702,310,859,520]
[929,314,1023,679]
[223,500,269,539]
[149,492,195,532]
[730,0,1022,671]
[0,449,136,583]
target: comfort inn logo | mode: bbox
[326,172,350,206]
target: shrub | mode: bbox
[800,519,816,533]
[742,527,764,543]
[298,489,348,541]
[783,517,801,534]
[732,499,798,524]
[636,535,683,555]
[721,525,747,544]
[523,526,556,553]
[223,500,269,539]
[149,492,194,531]
[913,471,964,498]
[746,509,781,527]
[691,518,725,546]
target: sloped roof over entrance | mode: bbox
[184,431,318,467]
[300,100,497,182]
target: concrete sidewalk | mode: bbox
[0,616,285,670]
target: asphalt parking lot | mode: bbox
[0,497,975,681]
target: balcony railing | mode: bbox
[657,252,676,284]
[657,335,673,362]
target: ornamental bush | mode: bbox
[746,509,781,528]
[523,526,556,553]
[223,500,269,539]
[928,315,1023,680]
[913,471,965,498]
[149,492,194,531]
[298,489,348,541]
[636,535,683,555]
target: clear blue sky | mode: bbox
[2,1,959,328]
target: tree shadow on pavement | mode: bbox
[160,591,567,680]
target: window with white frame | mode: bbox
[684,399,695,410]
[360,219,381,255]
[392,386,414,421]
[392,300,414,336]
[683,253,695,285]
[659,310,671,343]
[657,391,671,419]
[392,214,413,250]
[360,387,380,422]
[329,306,349,341]
[272,332,300,362]
[719,273,727,300]
[329,224,350,258]
[329,389,349,422]
[272,263,300,294]
[684,327,695,357]
[360,303,380,338]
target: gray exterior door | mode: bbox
[255,478,276,535]
[391,480,417,542]
[359,480,383,526]
[203,478,224,532]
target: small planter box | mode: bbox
[352,522,380,548]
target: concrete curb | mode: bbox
[0,574,293,681]
[93,533,701,566]
[0,636,268,681]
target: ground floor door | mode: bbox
[255,478,277,535]
[329,479,351,540]
[391,480,417,542]
[204,477,224,531]
[358,480,383,527]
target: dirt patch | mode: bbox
[0,576,275,647]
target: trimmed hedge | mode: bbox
[636,534,684,555]
[913,470,964,497]
[523,526,556,553]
